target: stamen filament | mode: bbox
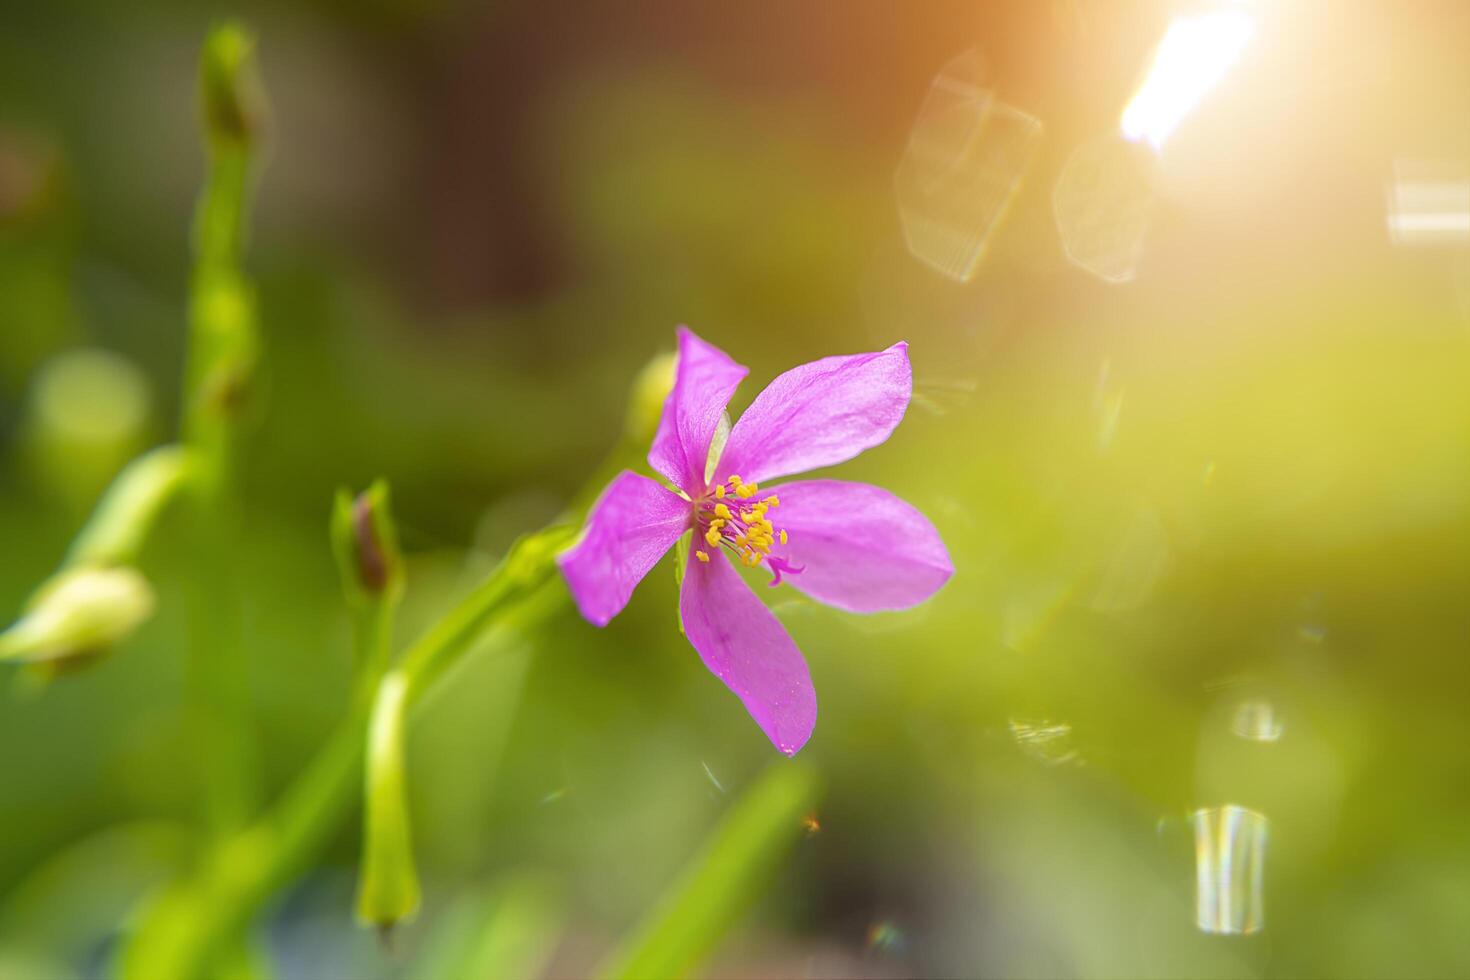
[694,474,791,575]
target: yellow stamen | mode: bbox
[704,527,721,547]
[695,550,710,563]
[766,495,779,508]
[714,503,731,520]
[715,485,725,499]
[728,474,742,486]
[779,529,788,545]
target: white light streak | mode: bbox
[1121,10,1255,153]
[1387,168,1470,246]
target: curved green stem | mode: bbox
[119,531,573,980]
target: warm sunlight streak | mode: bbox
[1120,9,1255,153]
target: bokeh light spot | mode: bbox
[1387,161,1470,246]
[1091,506,1172,614]
[1008,718,1083,767]
[1192,805,1268,935]
[1053,133,1159,284]
[865,920,908,957]
[30,348,150,446]
[896,50,1042,282]
[1230,700,1284,743]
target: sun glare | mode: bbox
[1120,9,1255,153]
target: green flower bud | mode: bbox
[199,23,264,152]
[624,350,676,446]
[0,567,155,664]
[331,480,404,606]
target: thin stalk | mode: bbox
[119,537,572,980]
[182,23,264,840]
[598,763,821,980]
[120,329,652,978]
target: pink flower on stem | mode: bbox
[558,328,952,755]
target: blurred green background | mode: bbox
[2,1,1468,977]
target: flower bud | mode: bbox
[0,567,155,664]
[331,480,404,606]
[199,23,264,152]
[623,350,676,446]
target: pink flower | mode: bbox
[558,328,952,755]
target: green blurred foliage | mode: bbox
[1,1,1468,978]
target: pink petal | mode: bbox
[716,342,911,485]
[647,327,748,494]
[557,471,691,627]
[680,549,816,755]
[763,479,951,613]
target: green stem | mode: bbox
[119,535,572,980]
[63,444,193,570]
[182,24,263,841]
[399,527,574,699]
[599,763,821,980]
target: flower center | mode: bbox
[691,474,792,572]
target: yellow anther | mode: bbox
[779,529,788,545]
[715,484,725,499]
[728,474,742,486]
[695,550,710,563]
[714,503,731,520]
[766,495,779,508]
[734,533,747,547]
[736,483,756,499]
[704,527,722,547]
